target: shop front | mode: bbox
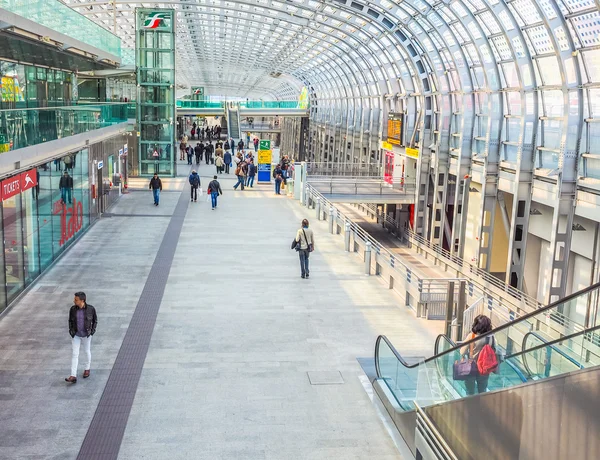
[0,129,129,315]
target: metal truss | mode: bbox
[63,0,600,300]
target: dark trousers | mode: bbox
[190,186,198,201]
[298,249,310,277]
[464,373,489,395]
[275,180,281,194]
[205,155,210,164]
[195,154,201,164]
[224,163,230,174]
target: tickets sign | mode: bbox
[0,168,37,201]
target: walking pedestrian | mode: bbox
[273,164,283,195]
[187,145,194,165]
[294,219,315,279]
[229,138,235,152]
[224,150,232,174]
[59,171,73,204]
[215,154,224,174]
[205,142,213,164]
[189,169,201,202]
[253,137,259,152]
[179,139,186,161]
[194,143,203,165]
[233,159,246,190]
[149,172,162,206]
[65,292,97,384]
[208,175,222,210]
[237,139,244,152]
[247,161,256,187]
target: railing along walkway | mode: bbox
[302,183,465,319]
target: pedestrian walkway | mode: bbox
[0,161,442,460]
[334,202,450,279]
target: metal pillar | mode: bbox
[455,281,467,341]
[445,281,455,337]
[365,241,372,275]
[345,222,351,252]
[329,207,335,234]
[315,198,321,220]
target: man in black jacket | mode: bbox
[208,175,222,210]
[195,143,203,165]
[149,173,162,206]
[59,171,73,204]
[65,292,97,384]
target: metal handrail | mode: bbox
[521,330,585,377]
[405,227,541,310]
[374,280,600,376]
[415,402,458,460]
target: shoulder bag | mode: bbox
[302,229,314,252]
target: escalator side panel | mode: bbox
[422,365,600,460]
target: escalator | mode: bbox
[227,106,241,141]
[374,281,600,457]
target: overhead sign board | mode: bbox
[191,87,204,96]
[259,140,271,150]
[387,112,404,146]
[98,161,104,169]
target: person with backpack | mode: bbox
[247,161,256,187]
[208,175,222,210]
[233,159,247,190]
[294,219,315,279]
[189,170,201,202]
[460,315,496,395]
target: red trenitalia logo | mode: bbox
[53,198,83,246]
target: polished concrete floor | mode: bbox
[0,161,443,460]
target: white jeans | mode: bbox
[71,335,92,377]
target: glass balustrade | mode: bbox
[1,0,121,59]
[0,103,130,152]
[376,282,600,412]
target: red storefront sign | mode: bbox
[20,169,37,192]
[0,168,37,201]
[53,198,83,247]
[1,175,21,201]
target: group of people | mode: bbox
[189,122,221,142]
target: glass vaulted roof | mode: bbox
[60,0,600,100]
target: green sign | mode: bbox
[259,140,271,150]
[191,87,204,96]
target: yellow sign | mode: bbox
[258,150,272,164]
[406,147,419,159]
[381,141,393,151]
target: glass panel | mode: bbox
[37,164,54,271]
[4,193,24,302]
[0,103,129,152]
[22,172,40,284]
[1,0,121,58]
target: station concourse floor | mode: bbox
[0,162,443,460]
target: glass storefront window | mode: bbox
[80,149,91,230]
[37,164,54,271]
[22,172,41,285]
[4,194,24,303]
